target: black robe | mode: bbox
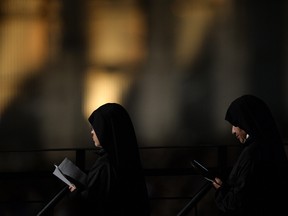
[215,95,288,216]
[67,103,150,216]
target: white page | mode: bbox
[53,165,73,186]
[58,158,87,186]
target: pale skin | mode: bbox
[212,125,248,189]
[69,128,101,192]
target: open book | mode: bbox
[53,157,87,187]
[190,159,215,183]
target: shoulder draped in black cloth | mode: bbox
[215,95,288,216]
[67,103,150,216]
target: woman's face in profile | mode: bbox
[91,129,101,147]
[232,126,248,144]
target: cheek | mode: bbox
[94,134,100,143]
[93,134,97,140]
[240,130,246,137]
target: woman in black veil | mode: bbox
[67,103,150,216]
[213,95,288,216]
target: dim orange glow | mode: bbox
[83,69,132,118]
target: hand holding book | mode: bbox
[190,159,221,186]
[53,164,73,187]
[53,158,87,188]
[213,177,222,189]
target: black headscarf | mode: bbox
[88,103,143,177]
[225,94,287,162]
[67,103,150,216]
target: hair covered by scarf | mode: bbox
[225,94,286,161]
[88,103,143,176]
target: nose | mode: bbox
[232,126,236,134]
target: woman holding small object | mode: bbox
[67,103,150,216]
[212,95,288,216]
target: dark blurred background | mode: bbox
[0,0,287,215]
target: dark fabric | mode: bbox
[215,95,288,216]
[68,103,150,216]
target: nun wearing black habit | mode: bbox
[66,103,150,216]
[212,95,288,216]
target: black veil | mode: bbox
[88,103,144,177]
[225,94,287,162]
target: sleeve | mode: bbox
[65,160,115,215]
[81,161,114,202]
[215,156,255,213]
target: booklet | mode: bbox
[190,159,215,183]
[53,164,73,186]
[53,157,87,187]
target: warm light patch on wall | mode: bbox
[86,1,146,67]
[83,1,147,117]
[83,69,132,117]
[171,0,226,66]
[0,0,49,114]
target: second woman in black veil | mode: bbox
[213,95,288,216]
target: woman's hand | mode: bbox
[213,177,222,189]
[69,184,77,192]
